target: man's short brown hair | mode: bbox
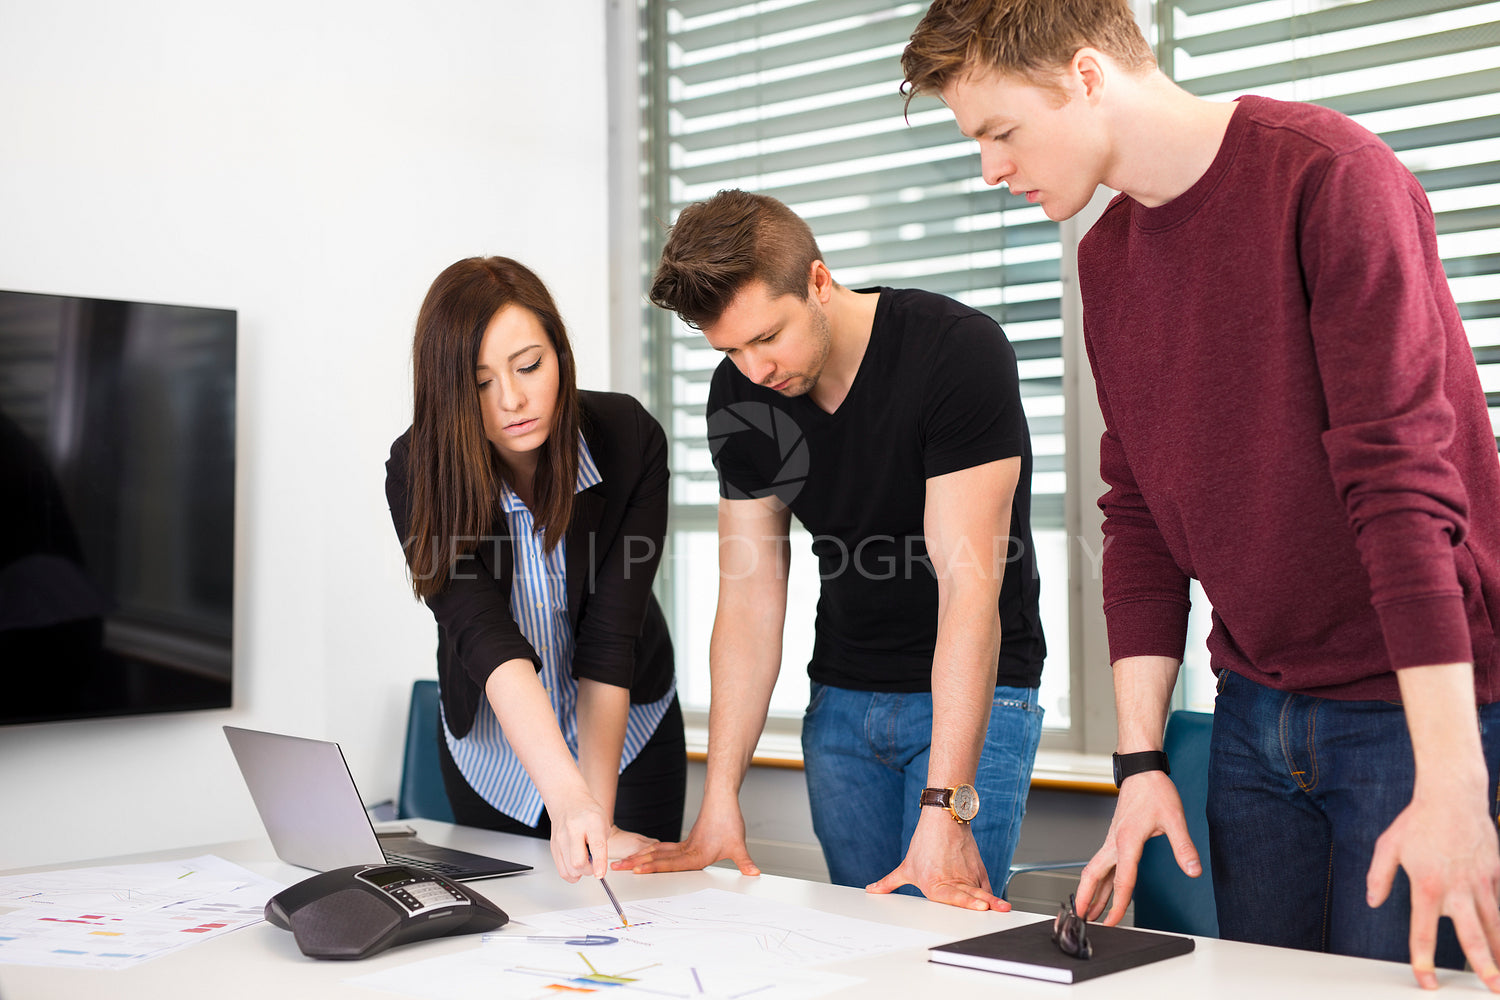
[901,0,1155,107]
[650,189,825,330]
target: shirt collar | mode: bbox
[499,434,601,513]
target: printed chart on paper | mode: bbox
[525,887,936,967]
[348,939,859,1000]
[0,854,283,969]
[347,888,943,1000]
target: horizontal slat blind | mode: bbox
[0,295,65,443]
[646,0,1066,528]
[1158,0,1500,444]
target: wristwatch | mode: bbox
[1112,750,1171,788]
[919,783,979,824]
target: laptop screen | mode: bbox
[223,726,387,872]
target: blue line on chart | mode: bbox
[729,986,773,1000]
[691,967,703,993]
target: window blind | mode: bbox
[644,0,1068,530]
[640,0,1072,721]
[1156,0,1500,445]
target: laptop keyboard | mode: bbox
[383,852,466,876]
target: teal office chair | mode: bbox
[398,679,456,823]
[1000,709,1217,938]
[999,858,1087,901]
[1132,709,1217,936]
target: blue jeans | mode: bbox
[1209,670,1500,965]
[800,682,1043,897]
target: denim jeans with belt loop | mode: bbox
[1209,669,1500,965]
[800,681,1043,897]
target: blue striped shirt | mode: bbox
[442,437,675,826]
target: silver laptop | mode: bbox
[223,725,531,881]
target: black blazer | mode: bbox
[385,391,674,738]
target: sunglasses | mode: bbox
[1052,893,1093,960]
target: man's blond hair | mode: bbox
[901,0,1155,107]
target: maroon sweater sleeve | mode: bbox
[1086,326,1192,665]
[1304,145,1473,668]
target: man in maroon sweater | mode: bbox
[904,0,1500,989]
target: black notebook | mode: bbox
[929,918,1195,983]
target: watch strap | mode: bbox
[919,787,952,809]
[1112,750,1171,788]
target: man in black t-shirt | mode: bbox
[615,190,1045,911]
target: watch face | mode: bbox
[951,784,979,822]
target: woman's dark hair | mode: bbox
[402,256,580,599]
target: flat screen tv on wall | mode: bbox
[0,289,236,725]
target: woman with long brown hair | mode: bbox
[385,256,684,882]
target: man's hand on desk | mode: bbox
[605,826,660,861]
[1076,771,1201,926]
[1375,660,1500,992]
[612,798,762,876]
[865,809,1009,911]
[1367,780,1500,992]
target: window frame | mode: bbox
[614,0,1500,759]
[615,0,1120,756]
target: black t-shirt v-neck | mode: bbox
[706,286,1045,692]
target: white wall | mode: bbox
[0,0,1119,886]
[0,0,613,869]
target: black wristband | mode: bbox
[1112,750,1171,788]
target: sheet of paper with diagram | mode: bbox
[0,854,283,970]
[347,887,946,999]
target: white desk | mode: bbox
[0,819,1481,999]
